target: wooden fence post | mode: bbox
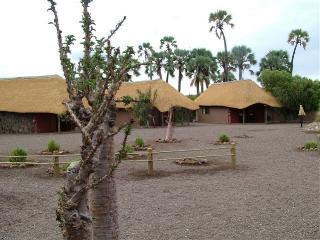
[53,156,60,175]
[147,147,154,175]
[230,143,236,169]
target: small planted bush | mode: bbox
[9,147,27,163]
[124,144,134,154]
[134,137,145,148]
[304,141,319,150]
[219,134,230,143]
[47,139,60,152]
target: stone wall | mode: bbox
[0,112,34,133]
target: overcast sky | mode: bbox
[0,0,319,95]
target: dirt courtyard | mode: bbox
[0,123,319,240]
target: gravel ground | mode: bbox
[0,123,319,240]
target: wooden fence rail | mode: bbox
[123,143,237,175]
[0,144,237,176]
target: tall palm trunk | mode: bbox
[196,82,200,96]
[238,66,243,80]
[166,71,169,83]
[165,107,174,140]
[221,30,228,82]
[290,42,298,75]
[89,123,119,239]
[178,67,183,92]
[157,65,163,80]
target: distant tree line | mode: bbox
[135,11,314,98]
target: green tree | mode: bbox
[160,36,177,82]
[216,51,236,81]
[186,48,218,95]
[138,42,154,80]
[209,10,234,82]
[231,45,257,80]
[132,88,157,127]
[151,51,165,80]
[47,0,137,239]
[258,50,290,75]
[288,29,310,75]
[258,70,320,113]
[174,49,190,92]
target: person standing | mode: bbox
[298,105,306,128]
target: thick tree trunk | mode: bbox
[165,107,174,141]
[166,71,169,83]
[290,42,298,75]
[89,134,119,240]
[200,81,204,93]
[221,31,228,82]
[58,170,92,240]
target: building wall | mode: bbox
[116,109,137,127]
[0,112,57,133]
[197,106,229,124]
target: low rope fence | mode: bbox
[122,144,237,175]
[0,144,237,176]
[0,153,81,175]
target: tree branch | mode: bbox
[64,102,92,145]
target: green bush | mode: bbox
[124,144,134,154]
[304,141,319,150]
[47,139,60,152]
[219,134,230,143]
[9,147,27,162]
[134,137,145,147]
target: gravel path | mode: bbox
[0,124,319,240]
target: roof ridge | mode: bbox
[0,74,63,81]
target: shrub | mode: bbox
[124,144,134,154]
[9,147,27,162]
[219,134,230,143]
[47,139,60,152]
[304,141,319,150]
[134,137,145,147]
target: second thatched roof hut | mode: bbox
[195,80,281,124]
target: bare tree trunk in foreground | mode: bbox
[165,107,174,141]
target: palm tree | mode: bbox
[151,51,165,80]
[209,10,234,82]
[258,50,291,75]
[288,29,310,75]
[216,51,236,81]
[174,49,190,92]
[138,42,154,80]
[231,45,257,80]
[186,48,218,95]
[160,36,177,83]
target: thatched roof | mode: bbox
[195,80,281,109]
[0,76,198,115]
[116,80,199,112]
[0,75,68,114]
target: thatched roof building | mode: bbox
[0,76,198,114]
[195,80,281,109]
[0,76,198,132]
[0,75,68,114]
[195,80,281,124]
[116,80,199,112]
